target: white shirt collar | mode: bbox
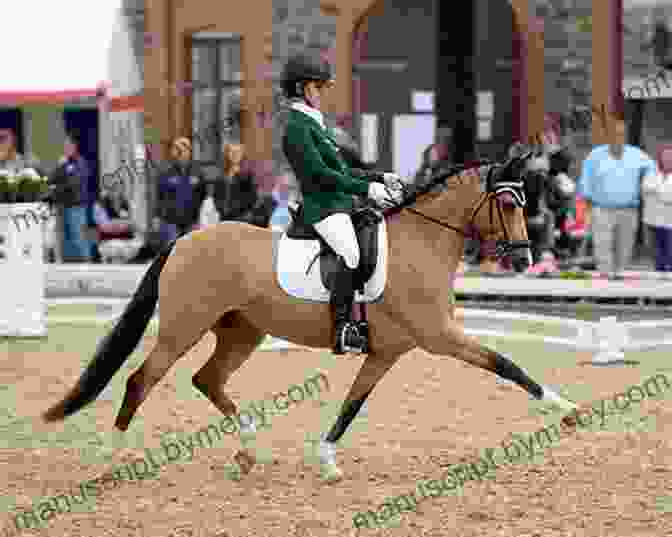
[290,101,325,130]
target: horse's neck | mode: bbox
[416,179,481,228]
[388,184,478,285]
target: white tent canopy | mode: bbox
[1,0,133,102]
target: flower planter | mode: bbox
[0,203,47,337]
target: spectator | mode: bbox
[505,141,558,272]
[269,172,292,229]
[48,134,93,262]
[547,146,577,260]
[155,137,206,241]
[642,145,672,275]
[577,116,657,279]
[93,182,132,240]
[0,128,42,175]
[642,8,672,70]
[217,143,275,228]
[67,130,97,256]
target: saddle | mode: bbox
[285,203,383,294]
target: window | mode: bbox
[191,33,243,164]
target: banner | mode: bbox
[0,203,46,336]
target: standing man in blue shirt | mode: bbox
[577,117,657,279]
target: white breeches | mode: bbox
[313,213,360,269]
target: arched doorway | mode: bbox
[349,0,526,173]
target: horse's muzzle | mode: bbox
[495,240,532,273]
[510,246,533,273]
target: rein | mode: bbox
[382,158,531,258]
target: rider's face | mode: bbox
[304,80,331,110]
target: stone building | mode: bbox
[144,0,623,176]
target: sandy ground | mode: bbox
[1,332,672,537]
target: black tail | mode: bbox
[43,242,175,422]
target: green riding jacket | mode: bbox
[282,108,371,225]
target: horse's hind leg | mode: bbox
[192,312,265,477]
[115,313,216,431]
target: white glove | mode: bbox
[382,172,405,187]
[368,182,403,208]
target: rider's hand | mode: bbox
[368,182,402,208]
[382,172,405,187]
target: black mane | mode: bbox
[381,158,499,217]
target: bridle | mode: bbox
[396,161,532,259]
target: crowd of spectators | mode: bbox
[0,127,281,264]
[3,111,672,278]
[413,112,672,279]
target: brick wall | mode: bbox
[532,0,593,175]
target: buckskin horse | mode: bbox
[43,148,579,483]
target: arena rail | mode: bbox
[45,264,672,300]
[47,297,672,363]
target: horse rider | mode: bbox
[281,50,402,355]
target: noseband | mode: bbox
[405,164,532,259]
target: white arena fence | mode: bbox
[46,297,672,362]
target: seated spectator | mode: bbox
[92,184,142,263]
[93,183,133,241]
[642,145,672,274]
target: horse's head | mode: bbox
[467,151,533,272]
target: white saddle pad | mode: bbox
[274,219,388,303]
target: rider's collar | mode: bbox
[290,101,325,130]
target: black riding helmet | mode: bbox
[281,51,334,99]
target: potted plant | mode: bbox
[0,170,19,203]
[15,169,48,203]
[0,168,48,203]
[0,170,9,203]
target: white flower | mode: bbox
[21,168,40,179]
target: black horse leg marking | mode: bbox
[492,351,544,400]
[324,389,372,443]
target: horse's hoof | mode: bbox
[233,449,257,474]
[320,462,344,484]
[541,385,579,413]
[317,438,343,483]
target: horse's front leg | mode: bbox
[317,342,413,483]
[410,311,578,414]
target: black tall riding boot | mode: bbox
[331,257,367,354]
